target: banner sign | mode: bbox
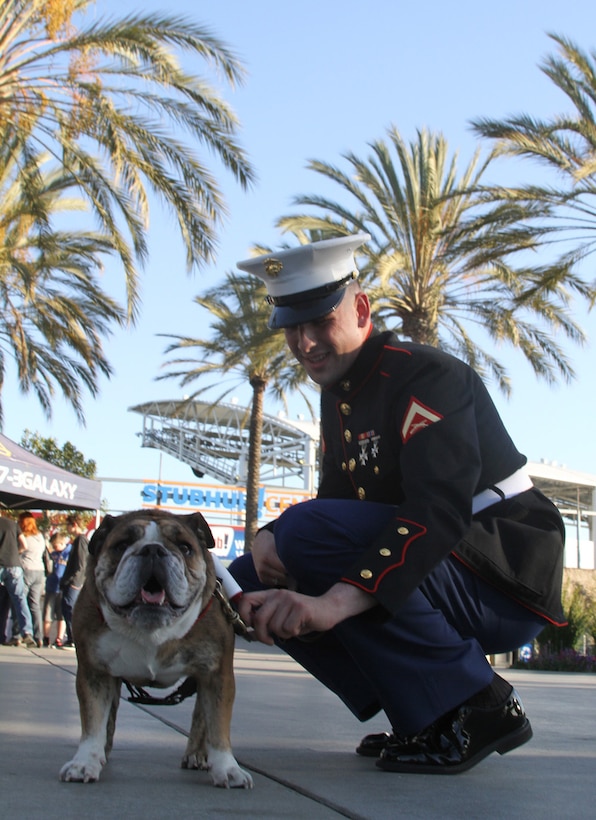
[209,525,246,561]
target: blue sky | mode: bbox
[4,0,596,511]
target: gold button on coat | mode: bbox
[344,429,352,443]
[348,458,356,472]
[360,569,373,580]
[341,380,351,392]
[357,487,366,500]
[397,526,409,535]
[379,548,391,556]
[340,403,351,415]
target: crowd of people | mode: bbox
[0,512,88,649]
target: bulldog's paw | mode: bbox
[59,756,103,783]
[208,749,254,789]
[181,751,208,770]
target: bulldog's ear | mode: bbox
[186,512,215,549]
[88,514,118,557]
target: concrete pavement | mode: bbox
[1,641,595,819]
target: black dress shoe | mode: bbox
[356,731,396,757]
[376,688,532,774]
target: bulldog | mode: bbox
[59,509,253,789]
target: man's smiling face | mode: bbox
[283,286,371,387]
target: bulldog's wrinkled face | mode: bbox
[92,513,212,636]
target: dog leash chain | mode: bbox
[213,580,254,642]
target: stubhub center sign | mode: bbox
[140,481,312,560]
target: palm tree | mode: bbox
[0,0,255,321]
[0,132,125,425]
[158,272,317,548]
[277,126,593,394]
[471,32,596,280]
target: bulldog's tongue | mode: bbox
[141,588,166,606]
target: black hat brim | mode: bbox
[269,287,348,329]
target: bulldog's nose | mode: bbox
[139,542,168,559]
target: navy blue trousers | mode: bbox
[229,499,546,735]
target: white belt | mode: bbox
[472,467,533,514]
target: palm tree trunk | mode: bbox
[244,376,266,550]
[401,308,439,346]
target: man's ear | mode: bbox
[355,291,371,327]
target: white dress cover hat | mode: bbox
[237,232,371,328]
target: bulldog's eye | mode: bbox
[177,541,193,557]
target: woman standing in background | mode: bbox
[18,513,47,648]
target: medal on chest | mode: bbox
[357,429,381,466]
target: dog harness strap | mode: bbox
[123,677,198,706]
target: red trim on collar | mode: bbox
[196,594,214,621]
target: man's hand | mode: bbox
[250,528,292,588]
[237,582,375,645]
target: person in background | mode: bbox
[0,514,36,647]
[18,513,47,648]
[60,514,88,649]
[229,233,565,776]
[42,531,70,648]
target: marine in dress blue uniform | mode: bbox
[229,233,565,774]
